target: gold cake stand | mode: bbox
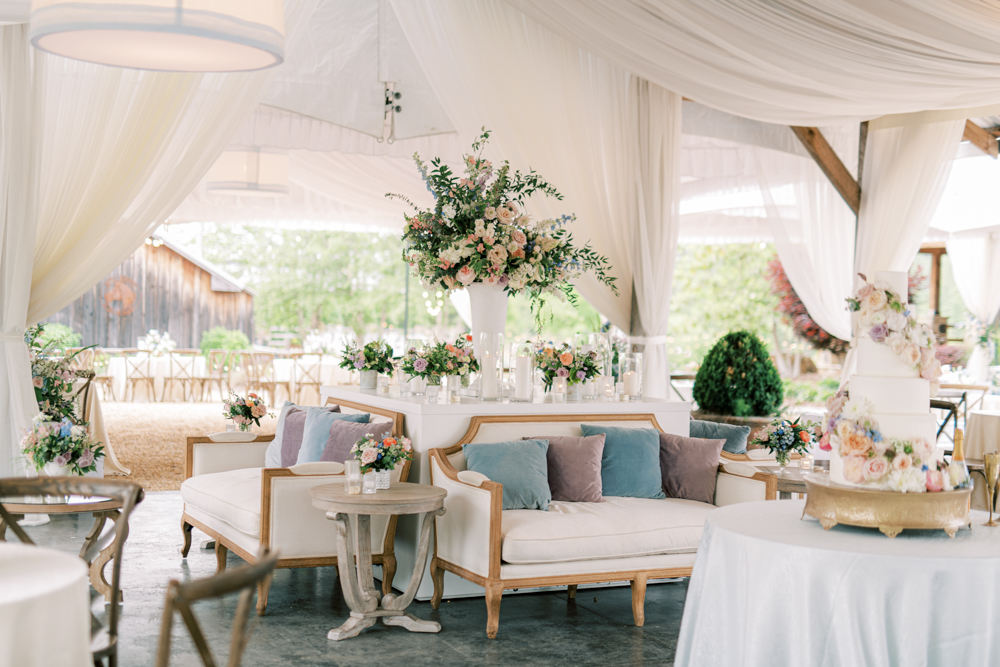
[802,473,972,538]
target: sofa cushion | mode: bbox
[320,419,393,464]
[501,497,713,564]
[265,402,341,467]
[181,468,262,537]
[523,434,605,503]
[690,419,750,455]
[580,424,665,499]
[280,406,342,466]
[464,440,551,510]
[659,433,726,504]
[295,410,370,464]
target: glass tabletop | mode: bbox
[0,494,114,508]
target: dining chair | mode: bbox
[155,549,279,667]
[121,348,155,402]
[91,348,118,402]
[197,350,232,401]
[931,399,959,444]
[0,476,144,667]
[293,354,324,404]
[246,352,291,406]
[162,351,202,402]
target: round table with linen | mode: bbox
[965,409,1000,460]
[0,543,91,667]
[675,500,1000,667]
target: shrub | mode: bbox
[693,331,783,417]
[199,327,251,357]
[38,323,82,352]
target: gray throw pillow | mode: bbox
[580,425,665,499]
[265,401,340,467]
[523,434,605,503]
[658,433,726,504]
[690,419,750,455]
[321,420,394,464]
[463,440,551,510]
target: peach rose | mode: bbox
[842,456,867,484]
[506,201,519,215]
[456,265,476,286]
[840,429,873,457]
[864,289,888,311]
[511,229,527,246]
[863,457,888,480]
[495,207,515,223]
[893,453,912,471]
[857,283,874,299]
[559,352,574,365]
[900,344,921,368]
[487,245,507,266]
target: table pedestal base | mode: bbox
[329,610,441,641]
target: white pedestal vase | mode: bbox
[466,282,509,361]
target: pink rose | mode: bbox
[401,438,412,451]
[857,283,874,299]
[893,453,912,471]
[511,230,527,246]
[920,358,941,381]
[487,245,507,266]
[926,469,944,492]
[863,457,888,480]
[506,202,519,215]
[456,266,476,286]
[819,432,831,451]
[920,347,935,368]
[842,456,867,484]
[360,448,378,464]
[32,377,43,388]
[495,207,515,223]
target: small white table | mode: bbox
[676,500,1000,667]
[0,543,91,667]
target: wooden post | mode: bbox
[791,126,860,215]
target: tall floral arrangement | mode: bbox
[25,324,86,422]
[535,343,601,390]
[389,130,617,325]
[339,340,394,374]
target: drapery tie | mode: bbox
[0,331,25,344]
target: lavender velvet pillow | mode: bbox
[523,434,606,503]
[321,420,394,464]
[280,406,340,467]
[658,433,726,504]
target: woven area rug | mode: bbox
[101,402,277,492]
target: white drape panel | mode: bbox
[391,0,682,398]
[0,25,42,477]
[947,233,1000,382]
[508,0,1000,125]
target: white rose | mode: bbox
[864,290,888,311]
[886,311,908,331]
[887,333,906,355]
[859,309,874,328]
[900,344,921,367]
[870,310,887,325]
[908,327,924,346]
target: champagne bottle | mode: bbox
[949,429,970,488]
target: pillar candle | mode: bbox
[624,370,639,397]
[514,356,532,400]
[481,355,499,399]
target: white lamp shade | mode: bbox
[29,0,284,72]
[206,147,289,196]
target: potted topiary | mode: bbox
[691,331,784,445]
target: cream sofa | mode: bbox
[180,399,408,614]
[428,414,776,638]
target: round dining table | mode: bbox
[675,500,1000,667]
[0,543,91,667]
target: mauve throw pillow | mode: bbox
[658,433,726,504]
[523,434,605,503]
[265,402,340,467]
[279,406,357,467]
[321,420,394,464]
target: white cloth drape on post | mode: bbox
[947,233,1000,382]
[391,0,682,398]
[0,25,42,477]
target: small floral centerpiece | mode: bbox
[390,130,618,325]
[750,417,818,470]
[351,433,414,489]
[223,390,273,432]
[20,415,104,475]
[399,344,434,380]
[339,340,395,389]
[140,329,176,357]
[443,335,479,377]
[535,343,601,390]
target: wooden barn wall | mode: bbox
[43,244,254,349]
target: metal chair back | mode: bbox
[155,549,279,667]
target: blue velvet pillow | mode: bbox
[266,401,344,467]
[463,440,551,510]
[689,419,750,455]
[296,410,370,464]
[580,424,665,499]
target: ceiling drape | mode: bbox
[946,233,1000,383]
[507,0,1000,125]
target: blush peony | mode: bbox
[456,265,476,285]
[863,457,889,480]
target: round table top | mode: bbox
[711,499,999,559]
[0,494,121,514]
[0,543,88,605]
[310,482,446,516]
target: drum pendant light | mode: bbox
[29,0,285,72]
[205,148,289,196]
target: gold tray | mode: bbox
[802,473,972,538]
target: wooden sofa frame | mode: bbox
[428,413,776,638]
[180,398,410,614]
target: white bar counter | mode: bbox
[320,384,692,599]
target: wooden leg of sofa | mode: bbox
[180,519,193,558]
[256,576,271,616]
[485,583,503,639]
[215,542,229,575]
[631,574,648,627]
[381,555,397,596]
[430,557,445,610]
[567,584,577,601]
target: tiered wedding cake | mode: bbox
[823,271,966,493]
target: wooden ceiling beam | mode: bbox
[963,119,998,158]
[790,126,861,215]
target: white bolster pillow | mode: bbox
[289,461,345,475]
[722,461,759,478]
[457,470,490,487]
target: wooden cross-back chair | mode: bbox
[155,549,279,667]
[247,352,291,406]
[91,348,117,402]
[0,476,144,667]
[293,355,324,404]
[121,349,155,402]
[200,350,233,401]
[163,351,202,402]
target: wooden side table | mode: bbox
[310,481,447,641]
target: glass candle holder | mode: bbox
[510,342,534,402]
[799,453,815,472]
[599,375,616,402]
[362,471,377,494]
[397,366,411,397]
[345,460,362,495]
[620,352,643,401]
[479,333,504,402]
[447,374,462,403]
[552,376,567,402]
[377,375,390,394]
[425,382,440,403]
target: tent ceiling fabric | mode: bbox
[508,0,1000,125]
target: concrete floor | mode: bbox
[25,491,686,666]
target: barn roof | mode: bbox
[151,233,257,298]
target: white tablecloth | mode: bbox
[676,500,1000,667]
[273,357,353,402]
[107,354,206,402]
[965,409,1000,461]
[0,543,91,667]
